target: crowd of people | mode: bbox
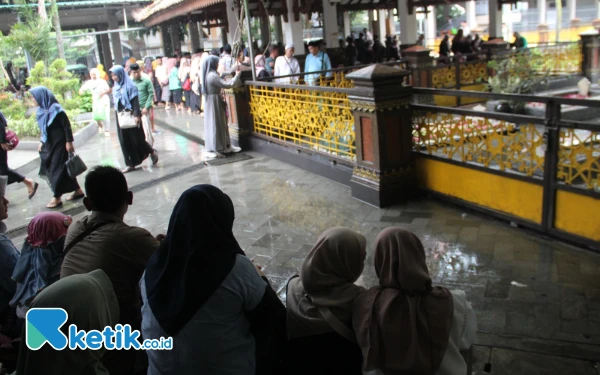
[0,163,477,375]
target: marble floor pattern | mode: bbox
[5,108,600,375]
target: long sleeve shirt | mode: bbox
[274,56,301,84]
[133,77,155,109]
[0,231,19,310]
[304,51,332,86]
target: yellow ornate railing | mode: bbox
[558,128,600,191]
[413,111,545,177]
[530,43,582,75]
[249,85,356,160]
[431,61,488,89]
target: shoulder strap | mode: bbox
[62,222,109,258]
[317,306,357,344]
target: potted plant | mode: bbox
[487,52,549,114]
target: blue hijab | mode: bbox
[29,87,65,144]
[144,184,245,336]
[109,65,138,110]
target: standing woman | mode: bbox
[168,57,183,111]
[189,55,203,115]
[201,56,242,158]
[109,65,158,173]
[0,111,38,198]
[179,56,192,114]
[30,87,84,209]
[79,68,111,136]
[155,57,170,106]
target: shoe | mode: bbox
[28,182,39,200]
[151,152,159,165]
[122,166,136,174]
[66,192,85,201]
[46,201,63,210]
[225,146,242,153]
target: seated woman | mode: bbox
[141,184,286,375]
[353,227,477,375]
[16,269,119,375]
[10,212,72,317]
[285,227,367,375]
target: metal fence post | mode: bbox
[541,99,561,232]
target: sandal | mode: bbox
[66,192,85,201]
[28,182,39,200]
[122,166,136,174]
[151,152,159,166]
[46,201,63,210]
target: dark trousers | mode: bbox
[183,90,191,108]
[0,148,24,184]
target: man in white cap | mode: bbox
[274,44,301,84]
[0,176,19,314]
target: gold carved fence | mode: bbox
[558,128,600,191]
[248,84,356,160]
[529,43,582,75]
[431,61,489,89]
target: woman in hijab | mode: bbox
[109,65,158,173]
[167,57,182,111]
[353,228,477,375]
[96,64,109,81]
[202,55,242,159]
[0,111,38,198]
[10,212,72,316]
[285,227,366,375]
[141,184,285,375]
[30,87,84,209]
[179,55,192,113]
[79,68,112,136]
[16,269,119,375]
[255,54,271,81]
[155,57,170,105]
[189,55,203,115]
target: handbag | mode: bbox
[118,110,138,129]
[92,102,106,121]
[183,77,191,91]
[5,129,18,149]
[65,152,87,178]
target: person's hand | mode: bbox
[156,234,166,243]
[254,264,266,278]
[135,117,142,126]
[38,142,43,152]
[66,142,74,153]
[1,143,14,151]
[142,108,148,115]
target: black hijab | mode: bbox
[144,184,245,336]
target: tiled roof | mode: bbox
[134,0,223,22]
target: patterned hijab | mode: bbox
[109,65,138,110]
[29,87,65,143]
[287,227,366,340]
[352,228,454,375]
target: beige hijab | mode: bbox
[352,227,453,375]
[287,227,366,341]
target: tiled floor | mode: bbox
[6,109,600,374]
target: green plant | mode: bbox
[488,52,550,112]
[3,4,53,65]
[79,91,93,112]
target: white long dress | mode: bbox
[364,290,477,375]
[203,72,241,153]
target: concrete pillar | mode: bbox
[426,6,435,45]
[225,0,238,45]
[466,1,477,32]
[368,10,375,36]
[398,0,417,45]
[503,4,513,40]
[580,31,600,82]
[169,22,182,54]
[378,10,387,38]
[220,27,228,47]
[488,0,502,39]
[273,15,283,43]
[97,25,113,69]
[322,1,339,48]
[283,0,305,54]
[198,23,204,49]
[189,20,200,51]
[569,0,577,22]
[259,15,270,48]
[539,0,547,25]
[388,10,396,37]
[161,24,173,56]
[107,13,123,67]
[343,11,351,37]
